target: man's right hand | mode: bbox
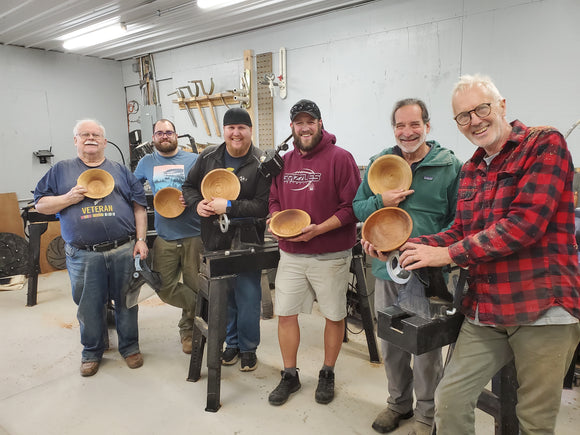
[67,184,88,204]
[381,189,414,207]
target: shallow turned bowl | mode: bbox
[367,154,412,194]
[154,187,185,218]
[362,207,413,252]
[77,168,115,199]
[201,168,240,201]
[270,209,311,238]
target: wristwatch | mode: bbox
[226,200,232,214]
[137,237,146,242]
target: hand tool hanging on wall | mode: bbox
[190,78,220,137]
[168,89,197,128]
[182,83,211,136]
[138,54,160,105]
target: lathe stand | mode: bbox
[187,242,280,412]
[378,304,518,434]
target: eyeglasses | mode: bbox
[76,132,103,139]
[154,131,176,138]
[454,103,492,126]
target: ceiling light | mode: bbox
[62,23,127,50]
[197,0,245,9]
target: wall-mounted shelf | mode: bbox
[172,91,246,110]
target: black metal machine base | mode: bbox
[26,210,58,306]
[377,302,519,434]
[187,240,381,411]
[347,242,380,363]
[187,242,280,412]
[377,305,463,355]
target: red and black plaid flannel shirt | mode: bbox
[415,120,580,326]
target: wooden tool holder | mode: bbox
[172,91,247,111]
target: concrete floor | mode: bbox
[1,270,578,435]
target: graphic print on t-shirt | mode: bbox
[153,164,186,191]
[283,168,321,191]
[80,203,115,219]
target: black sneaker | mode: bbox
[240,352,258,371]
[221,347,239,365]
[315,369,335,404]
[268,370,301,406]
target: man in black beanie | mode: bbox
[183,107,270,371]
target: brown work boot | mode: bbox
[372,408,413,433]
[80,361,100,377]
[181,336,193,354]
[408,421,432,435]
[125,352,144,369]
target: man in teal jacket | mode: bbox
[353,98,462,435]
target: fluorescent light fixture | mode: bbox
[197,0,245,9]
[62,23,127,50]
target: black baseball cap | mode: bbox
[290,99,321,121]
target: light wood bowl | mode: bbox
[77,169,115,199]
[154,187,185,218]
[201,168,240,201]
[270,209,311,238]
[368,154,412,194]
[362,207,413,252]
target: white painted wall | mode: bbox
[3,0,579,203]
[122,0,580,167]
[0,45,127,202]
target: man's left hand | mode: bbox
[286,224,318,242]
[209,197,228,215]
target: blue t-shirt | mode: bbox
[134,150,201,240]
[34,158,147,246]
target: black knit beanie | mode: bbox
[223,107,252,127]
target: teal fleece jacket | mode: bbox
[353,141,462,280]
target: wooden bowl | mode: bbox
[362,207,413,252]
[154,187,185,218]
[270,209,311,238]
[201,168,240,201]
[367,154,412,194]
[77,168,115,199]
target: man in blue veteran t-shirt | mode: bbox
[34,119,149,377]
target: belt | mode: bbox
[74,235,135,252]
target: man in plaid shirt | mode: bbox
[363,74,580,434]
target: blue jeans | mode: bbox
[65,242,139,362]
[225,270,261,353]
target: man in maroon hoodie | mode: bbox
[268,99,361,406]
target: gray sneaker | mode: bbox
[268,370,301,406]
[371,408,414,433]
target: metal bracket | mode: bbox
[257,47,287,99]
